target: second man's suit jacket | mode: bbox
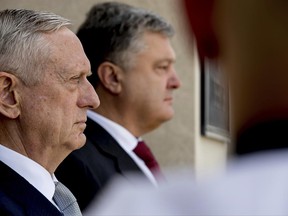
[56,117,148,211]
[0,161,62,216]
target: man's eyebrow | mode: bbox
[156,58,176,64]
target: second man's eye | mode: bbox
[158,65,168,70]
[155,65,170,75]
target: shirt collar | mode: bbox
[0,144,56,202]
[87,110,138,152]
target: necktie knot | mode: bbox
[53,181,82,216]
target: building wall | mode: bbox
[0,0,228,178]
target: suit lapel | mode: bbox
[0,161,62,215]
[85,118,145,174]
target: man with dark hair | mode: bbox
[84,0,288,215]
[56,1,181,211]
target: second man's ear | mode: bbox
[97,62,122,94]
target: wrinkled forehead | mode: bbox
[45,27,90,74]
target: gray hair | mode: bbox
[77,2,175,86]
[0,9,71,85]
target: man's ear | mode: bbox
[97,62,122,94]
[0,72,20,119]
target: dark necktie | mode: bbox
[53,181,82,216]
[133,140,162,179]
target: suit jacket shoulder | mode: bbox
[0,161,62,216]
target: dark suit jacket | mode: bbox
[56,117,148,211]
[0,161,62,216]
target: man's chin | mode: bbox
[72,134,86,150]
[163,109,175,120]
[158,114,174,126]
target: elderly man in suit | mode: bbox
[0,8,99,215]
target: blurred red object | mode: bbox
[182,0,218,59]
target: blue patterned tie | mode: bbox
[53,181,82,216]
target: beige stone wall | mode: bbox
[0,0,228,177]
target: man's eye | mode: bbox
[157,65,169,71]
[71,76,81,83]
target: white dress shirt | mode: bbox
[87,110,157,186]
[0,144,58,208]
